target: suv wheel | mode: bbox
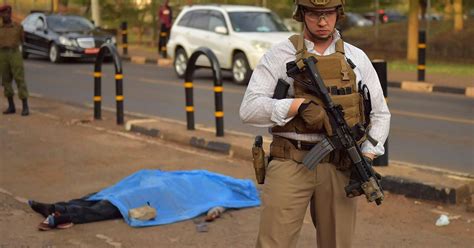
[232,52,251,85]
[174,48,188,78]
[49,44,62,63]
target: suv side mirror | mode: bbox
[214,26,228,35]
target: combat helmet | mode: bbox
[293,0,345,22]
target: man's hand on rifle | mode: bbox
[362,154,382,180]
[297,99,333,135]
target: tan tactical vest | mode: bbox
[0,23,23,48]
[272,34,365,134]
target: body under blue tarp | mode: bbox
[87,169,260,227]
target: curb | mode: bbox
[125,118,473,205]
[121,55,172,67]
[389,81,471,97]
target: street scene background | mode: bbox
[1,0,473,247]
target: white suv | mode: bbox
[167,5,293,85]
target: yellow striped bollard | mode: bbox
[93,43,125,125]
[184,47,224,136]
[121,21,128,56]
[418,30,426,82]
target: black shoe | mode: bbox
[28,200,54,217]
[21,99,29,116]
[3,97,15,114]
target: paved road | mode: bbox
[2,97,472,247]
[22,58,474,173]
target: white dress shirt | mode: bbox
[239,31,391,156]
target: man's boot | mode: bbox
[3,97,16,114]
[21,98,29,116]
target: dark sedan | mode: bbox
[21,13,116,63]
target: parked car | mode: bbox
[384,10,407,22]
[167,5,294,85]
[338,12,373,30]
[21,12,116,63]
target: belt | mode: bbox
[286,138,318,151]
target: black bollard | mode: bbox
[93,44,125,125]
[184,48,224,136]
[417,30,426,82]
[121,21,128,56]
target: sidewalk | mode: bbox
[119,44,474,97]
[1,96,473,247]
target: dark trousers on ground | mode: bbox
[53,197,122,224]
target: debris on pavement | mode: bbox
[435,214,450,227]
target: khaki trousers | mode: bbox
[256,159,357,248]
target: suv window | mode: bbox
[208,10,226,32]
[188,10,209,30]
[228,12,288,32]
[177,11,193,27]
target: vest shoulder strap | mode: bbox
[289,34,307,69]
[335,39,345,54]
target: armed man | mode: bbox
[0,4,29,116]
[240,0,390,247]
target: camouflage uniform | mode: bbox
[1,4,29,115]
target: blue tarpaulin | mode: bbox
[87,169,260,227]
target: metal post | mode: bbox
[372,60,389,166]
[417,30,426,82]
[184,48,224,136]
[93,44,124,125]
[214,81,224,137]
[93,69,101,120]
[115,73,124,125]
[121,21,128,56]
[185,81,195,130]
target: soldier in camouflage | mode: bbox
[0,4,29,116]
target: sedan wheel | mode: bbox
[49,44,62,63]
[174,48,188,78]
[232,53,251,85]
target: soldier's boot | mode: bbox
[21,98,29,116]
[3,97,16,114]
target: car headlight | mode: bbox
[251,41,272,52]
[59,36,77,47]
[106,36,117,44]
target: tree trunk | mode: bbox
[444,0,453,20]
[407,0,420,63]
[453,0,463,32]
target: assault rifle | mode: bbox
[288,57,384,205]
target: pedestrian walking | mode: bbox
[0,5,29,116]
[0,4,29,116]
[158,0,172,58]
[240,0,390,247]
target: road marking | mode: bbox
[391,109,474,125]
[96,234,122,248]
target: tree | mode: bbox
[407,0,419,62]
[453,0,463,32]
